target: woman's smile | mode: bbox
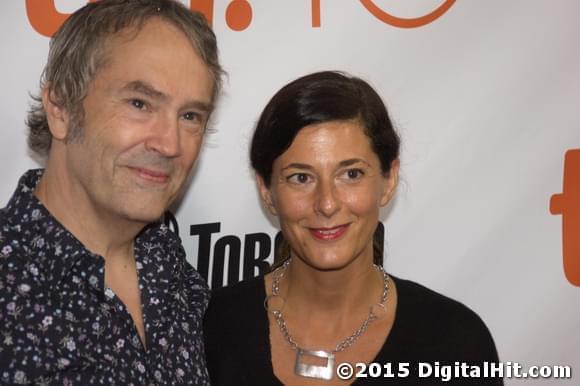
[308,224,350,241]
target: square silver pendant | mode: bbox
[294,349,335,380]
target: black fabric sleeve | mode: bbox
[204,277,280,386]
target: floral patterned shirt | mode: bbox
[0,169,210,385]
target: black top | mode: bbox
[204,274,503,385]
[0,170,210,385]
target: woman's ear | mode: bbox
[256,173,278,216]
[379,159,400,207]
[42,86,70,141]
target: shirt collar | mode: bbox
[3,169,177,292]
[3,169,104,289]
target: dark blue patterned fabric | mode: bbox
[0,169,210,385]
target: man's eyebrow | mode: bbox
[122,80,167,100]
[183,100,213,113]
[122,80,212,112]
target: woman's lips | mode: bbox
[309,224,350,241]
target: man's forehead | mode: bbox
[92,18,212,94]
[99,17,201,64]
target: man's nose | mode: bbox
[144,113,181,157]
[314,178,341,217]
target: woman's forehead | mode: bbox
[276,120,378,166]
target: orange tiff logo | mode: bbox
[26,0,456,37]
[550,149,580,286]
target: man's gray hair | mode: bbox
[27,0,223,161]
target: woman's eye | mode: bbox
[345,168,364,179]
[287,173,311,184]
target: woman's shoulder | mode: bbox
[392,276,486,323]
[388,275,499,361]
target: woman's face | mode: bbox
[257,119,399,271]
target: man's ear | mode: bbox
[256,173,278,216]
[41,87,70,140]
[379,159,400,207]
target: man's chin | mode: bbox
[120,205,167,227]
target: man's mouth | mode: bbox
[128,166,170,184]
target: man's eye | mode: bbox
[130,99,147,110]
[287,173,311,184]
[182,112,201,121]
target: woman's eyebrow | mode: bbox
[338,158,371,167]
[281,163,313,171]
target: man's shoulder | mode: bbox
[0,207,38,276]
[0,217,52,306]
[0,169,47,260]
[0,213,25,259]
[0,198,73,292]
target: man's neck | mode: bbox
[34,166,143,262]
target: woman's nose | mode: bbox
[314,179,341,217]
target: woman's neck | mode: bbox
[277,256,384,320]
[267,255,387,352]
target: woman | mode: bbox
[204,71,501,385]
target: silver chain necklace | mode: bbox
[267,260,389,380]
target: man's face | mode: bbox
[58,18,214,225]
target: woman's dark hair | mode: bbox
[250,71,399,185]
[249,71,400,268]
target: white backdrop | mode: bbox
[1,1,579,384]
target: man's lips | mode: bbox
[128,166,170,184]
[308,224,350,241]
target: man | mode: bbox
[0,0,222,384]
